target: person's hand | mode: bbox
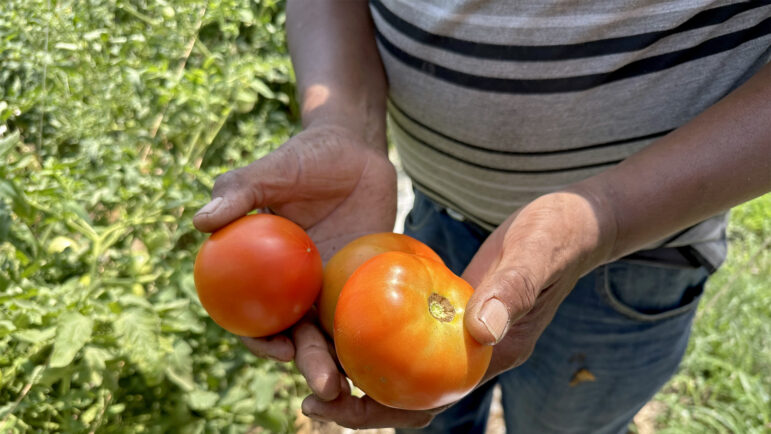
[193,123,397,401]
[461,189,615,380]
[300,189,616,429]
[193,124,396,257]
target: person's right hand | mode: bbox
[192,123,397,400]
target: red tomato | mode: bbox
[194,214,322,337]
[334,251,492,410]
[318,232,443,335]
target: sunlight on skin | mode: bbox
[302,84,330,114]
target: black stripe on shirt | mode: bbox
[375,16,771,94]
[389,99,673,155]
[392,118,623,173]
[372,0,771,61]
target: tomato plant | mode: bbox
[318,232,442,335]
[333,251,492,410]
[194,214,322,337]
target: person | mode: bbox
[193,1,771,432]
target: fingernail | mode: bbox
[477,298,509,344]
[196,197,223,216]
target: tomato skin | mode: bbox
[334,251,492,410]
[318,233,443,335]
[194,214,322,337]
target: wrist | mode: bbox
[301,89,387,152]
[547,184,619,273]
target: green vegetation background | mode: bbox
[0,1,768,433]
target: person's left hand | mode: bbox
[301,189,616,429]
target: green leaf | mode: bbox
[114,309,164,385]
[165,340,194,392]
[50,312,93,368]
[250,79,275,99]
[38,365,76,387]
[154,298,189,313]
[251,372,278,411]
[186,389,219,411]
[80,403,101,425]
[234,89,258,113]
[80,345,112,387]
[0,130,20,159]
[14,327,56,344]
[0,403,14,420]
[1,0,309,429]
[0,320,16,337]
[254,408,289,433]
[0,201,11,243]
[0,179,32,221]
[107,403,126,414]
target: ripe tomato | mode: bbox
[334,251,492,410]
[194,214,322,337]
[318,233,442,335]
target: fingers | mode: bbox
[293,320,344,401]
[301,393,434,430]
[240,335,295,362]
[240,318,345,403]
[193,178,254,233]
[193,148,300,233]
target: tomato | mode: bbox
[333,251,492,410]
[194,214,322,337]
[318,233,442,335]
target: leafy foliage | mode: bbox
[651,194,771,433]
[0,0,306,432]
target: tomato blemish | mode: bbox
[428,293,455,323]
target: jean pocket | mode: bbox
[598,261,709,322]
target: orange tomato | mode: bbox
[334,251,492,410]
[194,214,322,337]
[318,233,442,335]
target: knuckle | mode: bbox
[295,327,330,356]
[300,341,331,358]
[497,267,539,312]
[211,169,243,194]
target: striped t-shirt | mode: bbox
[371,0,771,270]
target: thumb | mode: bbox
[193,149,299,233]
[463,265,543,345]
[461,221,548,345]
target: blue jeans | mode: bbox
[398,191,710,434]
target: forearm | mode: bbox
[577,63,771,263]
[287,0,388,149]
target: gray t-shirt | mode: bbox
[371,0,771,270]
